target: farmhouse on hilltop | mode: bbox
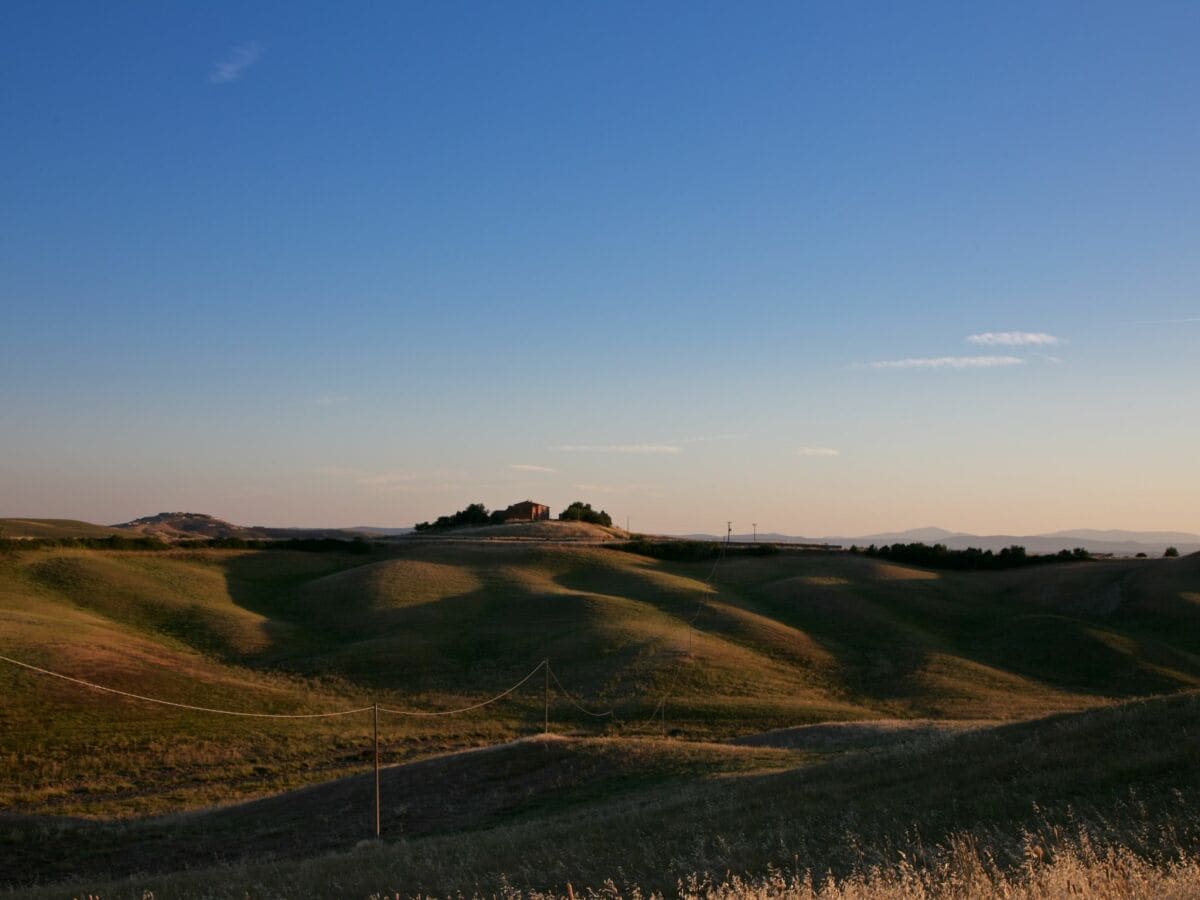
[499,500,551,522]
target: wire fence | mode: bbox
[0,653,374,718]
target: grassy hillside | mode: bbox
[0,518,128,539]
[9,691,1200,897]
[0,736,798,886]
[422,519,628,540]
[2,543,1199,828]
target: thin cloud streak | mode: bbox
[550,444,681,454]
[860,356,1025,370]
[797,447,840,457]
[510,464,557,473]
[210,42,262,84]
[315,466,469,492]
[573,482,666,498]
[966,331,1062,347]
[680,433,749,444]
[314,392,349,406]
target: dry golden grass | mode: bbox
[673,839,1200,899]
[9,691,1200,898]
[2,545,1199,838]
[429,520,629,541]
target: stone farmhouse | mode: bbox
[499,500,551,522]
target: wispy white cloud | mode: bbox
[796,447,840,457]
[510,464,557,473]
[355,472,426,487]
[1127,316,1200,325]
[314,465,370,479]
[680,433,749,444]
[859,356,1025,370]
[209,42,262,84]
[966,331,1062,347]
[314,392,349,406]
[573,482,666,498]
[314,466,469,493]
[550,444,681,454]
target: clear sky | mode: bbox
[2,2,1198,535]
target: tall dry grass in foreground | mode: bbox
[353,834,1200,900]
[668,837,1200,899]
[70,822,1200,900]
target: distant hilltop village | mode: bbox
[413,499,611,532]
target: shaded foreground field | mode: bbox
[1,737,798,887]
[7,692,1200,897]
[2,542,1199,894]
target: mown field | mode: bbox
[2,540,1199,894]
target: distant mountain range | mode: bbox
[679,526,1200,557]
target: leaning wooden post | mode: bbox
[373,703,381,838]
[543,658,550,735]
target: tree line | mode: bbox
[853,541,1091,571]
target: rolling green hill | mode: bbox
[1,542,1199,893]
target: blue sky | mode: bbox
[2,2,1198,534]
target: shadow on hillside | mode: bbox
[212,547,1200,723]
[12,692,1200,892]
[216,549,651,703]
[726,554,1200,713]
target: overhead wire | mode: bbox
[546,662,613,718]
[376,659,546,717]
[628,534,731,732]
[0,653,373,719]
[2,531,738,732]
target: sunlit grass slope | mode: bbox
[1,543,1198,823]
[0,518,127,539]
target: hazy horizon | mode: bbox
[3,3,1197,536]
[6,508,1199,543]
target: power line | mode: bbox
[547,662,613,718]
[377,660,546,717]
[3,531,736,734]
[629,531,731,732]
[0,653,374,719]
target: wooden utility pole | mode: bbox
[373,703,381,838]
[543,658,550,734]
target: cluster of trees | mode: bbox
[854,542,1091,571]
[559,501,612,527]
[415,500,615,531]
[413,503,499,532]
